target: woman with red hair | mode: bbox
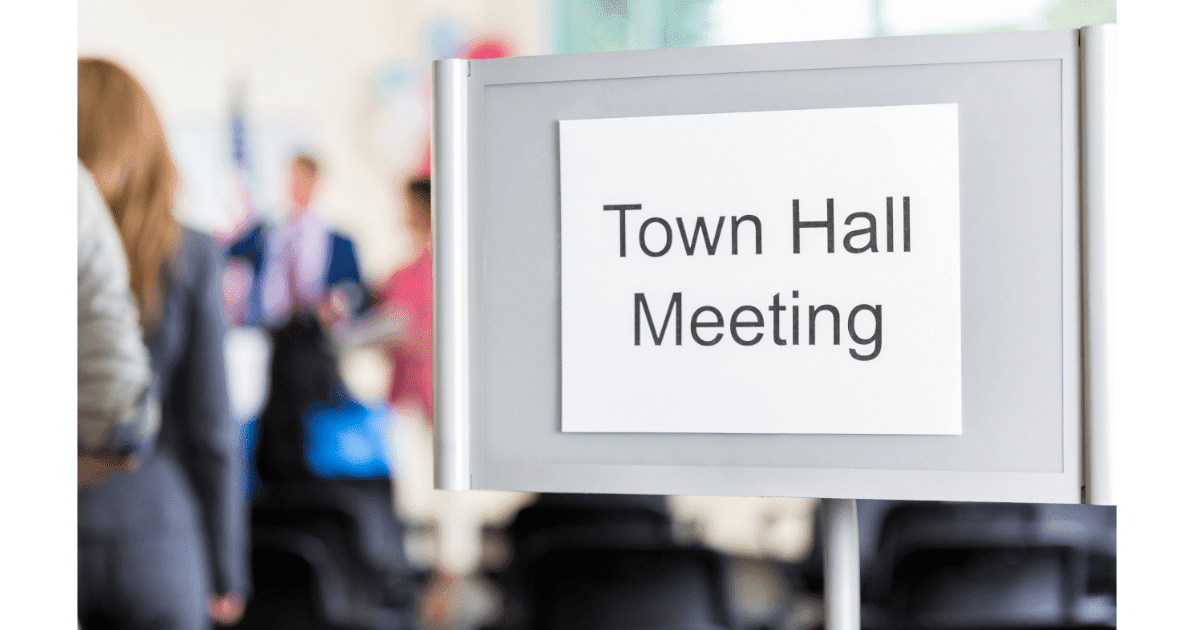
[77,58,246,629]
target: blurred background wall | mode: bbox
[78,0,1115,284]
[79,0,548,283]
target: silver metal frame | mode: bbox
[432,59,472,491]
[433,28,1112,505]
[1080,24,1116,506]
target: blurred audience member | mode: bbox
[225,154,368,329]
[254,310,343,483]
[321,173,431,416]
[380,175,434,421]
[77,161,160,486]
[247,311,416,628]
[77,58,247,629]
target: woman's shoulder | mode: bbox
[382,251,431,292]
[178,226,217,254]
[170,227,223,289]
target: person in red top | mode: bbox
[381,176,434,421]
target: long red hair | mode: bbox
[78,58,179,325]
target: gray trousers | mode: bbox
[78,532,206,630]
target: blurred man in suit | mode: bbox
[224,154,368,329]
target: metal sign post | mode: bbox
[821,498,860,630]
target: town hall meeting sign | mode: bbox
[559,105,962,435]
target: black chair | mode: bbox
[507,494,675,548]
[527,546,734,630]
[868,502,1116,630]
[255,479,414,585]
[486,493,736,630]
[236,525,417,630]
[242,479,421,629]
[235,540,327,630]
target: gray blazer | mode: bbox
[77,162,158,454]
[78,228,248,597]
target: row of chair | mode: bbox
[233,485,1116,630]
[792,500,1116,630]
[488,496,1116,630]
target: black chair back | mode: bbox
[529,546,733,630]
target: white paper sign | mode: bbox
[559,105,962,434]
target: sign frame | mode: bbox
[432,27,1114,505]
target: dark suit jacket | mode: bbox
[78,229,248,596]
[226,219,368,326]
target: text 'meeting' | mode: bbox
[607,198,913,361]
